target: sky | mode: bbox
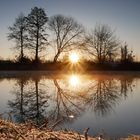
[0,0,140,60]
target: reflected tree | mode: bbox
[80,79,120,116]
[8,76,49,125]
[47,79,84,124]
[50,76,135,119]
[24,77,49,125]
[93,80,119,116]
[7,74,136,127]
[78,76,135,116]
[8,77,28,123]
[119,76,135,98]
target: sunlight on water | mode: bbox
[68,114,75,119]
[69,74,80,87]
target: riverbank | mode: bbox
[0,119,139,140]
[0,119,96,140]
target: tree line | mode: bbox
[7,6,135,64]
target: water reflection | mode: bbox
[8,77,28,123]
[50,79,83,124]
[69,75,80,87]
[81,79,120,116]
[7,73,136,126]
[119,76,135,98]
[8,76,49,125]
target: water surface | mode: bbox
[0,71,140,138]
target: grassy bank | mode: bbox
[0,119,96,140]
[0,119,139,140]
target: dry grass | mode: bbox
[0,119,97,140]
[120,135,140,140]
[0,119,140,140]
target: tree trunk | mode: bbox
[20,29,24,59]
[35,18,39,62]
[35,30,39,61]
[53,51,60,62]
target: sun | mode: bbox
[69,75,80,87]
[69,53,79,63]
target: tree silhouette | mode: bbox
[8,13,27,61]
[121,43,135,63]
[48,15,84,62]
[26,7,48,62]
[85,24,120,63]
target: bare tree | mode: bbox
[48,15,84,62]
[26,7,48,62]
[121,43,135,63]
[8,13,27,61]
[85,24,120,63]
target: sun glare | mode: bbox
[69,75,80,86]
[69,53,79,63]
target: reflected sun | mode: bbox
[69,53,79,63]
[69,75,80,86]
